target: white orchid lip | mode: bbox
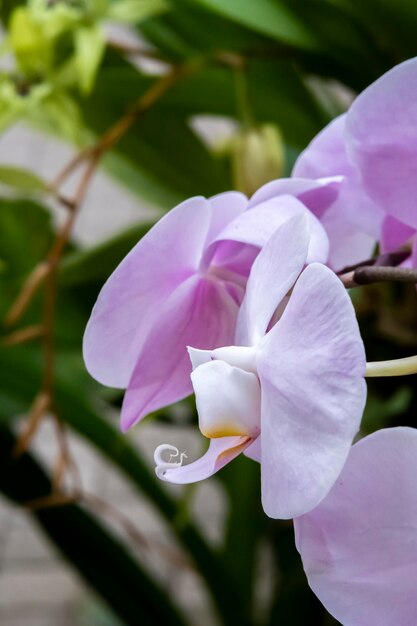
[191,360,261,440]
[154,444,188,480]
[187,345,258,373]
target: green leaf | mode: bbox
[0,346,247,626]
[170,0,321,50]
[0,165,46,191]
[267,522,329,625]
[74,23,106,94]
[0,425,189,626]
[82,67,232,202]
[219,456,265,621]
[107,0,168,23]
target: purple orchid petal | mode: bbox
[257,263,366,519]
[120,275,241,431]
[212,195,329,265]
[381,215,416,253]
[294,113,384,239]
[204,191,248,246]
[249,177,341,215]
[412,234,417,265]
[293,115,351,180]
[83,197,212,388]
[346,57,417,229]
[237,213,310,346]
[294,427,417,626]
[244,436,261,463]
[156,435,252,484]
[320,203,376,271]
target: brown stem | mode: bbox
[341,265,417,288]
[337,247,411,275]
[49,60,200,196]
[2,325,44,347]
[12,392,51,458]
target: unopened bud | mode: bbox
[231,124,285,197]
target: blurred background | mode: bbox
[1,1,417,624]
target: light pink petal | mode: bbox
[412,237,417,276]
[212,195,329,265]
[333,175,384,238]
[346,57,417,229]
[381,215,416,253]
[294,113,384,238]
[293,114,351,180]
[120,275,241,431]
[156,435,251,484]
[205,191,248,246]
[238,213,310,346]
[294,427,417,626]
[244,436,261,463]
[257,263,366,519]
[321,203,376,271]
[83,197,212,388]
[249,177,341,215]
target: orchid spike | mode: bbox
[84,189,330,432]
[295,427,417,626]
[154,213,366,519]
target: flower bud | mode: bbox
[231,124,285,197]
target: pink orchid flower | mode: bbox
[345,57,417,265]
[84,186,332,432]
[295,427,417,626]
[294,57,417,271]
[154,214,366,519]
[293,114,383,271]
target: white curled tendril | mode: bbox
[154,444,188,480]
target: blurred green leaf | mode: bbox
[0,165,46,191]
[267,522,332,625]
[171,0,321,50]
[0,198,51,272]
[0,346,248,626]
[219,456,265,622]
[74,23,106,94]
[108,0,168,22]
[361,387,413,434]
[0,425,189,626]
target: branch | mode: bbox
[341,265,417,288]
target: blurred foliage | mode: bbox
[0,1,417,625]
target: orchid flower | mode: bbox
[293,115,383,270]
[154,214,367,519]
[295,427,417,626]
[345,57,417,264]
[84,188,331,432]
[294,57,417,271]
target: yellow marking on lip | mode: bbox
[200,422,251,439]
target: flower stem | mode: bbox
[365,355,417,377]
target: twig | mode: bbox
[341,266,417,289]
[12,392,51,458]
[4,263,50,327]
[337,247,411,275]
[49,60,200,197]
[2,325,44,347]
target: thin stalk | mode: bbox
[365,355,417,377]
